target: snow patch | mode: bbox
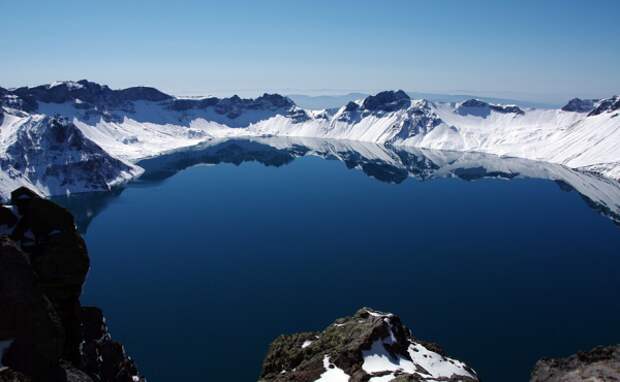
[302,340,313,349]
[362,339,475,380]
[314,355,350,382]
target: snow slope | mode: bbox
[1,81,618,199]
[0,107,141,200]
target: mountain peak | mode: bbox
[459,98,489,108]
[361,90,411,112]
[561,98,598,113]
[260,307,478,382]
[588,95,620,116]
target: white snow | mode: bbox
[314,355,350,382]
[1,91,619,199]
[362,339,475,381]
[48,80,84,90]
[302,340,313,349]
[408,343,475,379]
[366,309,394,318]
[362,339,418,374]
[0,107,142,200]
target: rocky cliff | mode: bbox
[0,193,144,382]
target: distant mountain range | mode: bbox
[1,80,618,199]
[287,92,557,110]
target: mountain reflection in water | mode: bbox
[53,137,620,231]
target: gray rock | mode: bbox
[531,344,620,382]
[259,308,478,382]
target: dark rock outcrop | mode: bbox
[0,237,65,380]
[0,93,38,113]
[457,99,524,116]
[459,99,488,109]
[0,192,144,382]
[337,91,415,123]
[490,104,525,114]
[259,308,478,382]
[169,92,297,119]
[588,96,620,116]
[361,90,410,112]
[562,98,598,113]
[79,307,143,382]
[530,344,620,382]
[169,97,219,111]
[344,101,359,112]
[11,80,172,110]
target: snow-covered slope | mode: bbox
[1,80,618,198]
[243,92,620,181]
[0,107,141,200]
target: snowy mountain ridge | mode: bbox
[1,80,619,199]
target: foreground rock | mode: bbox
[0,188,144,382]
[530,344,620,382]
[0,238,144,382]
[259,308,478,382]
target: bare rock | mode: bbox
[531,344,620,382]
[259,308,478,382]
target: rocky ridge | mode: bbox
[259,308,478,382]
[456,98,525,115]
[588,95,620,116]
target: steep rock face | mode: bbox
[0,238,64,366]
[79,307,144,382]
[0,195,145,382]
[530,345,620,382]
[259,308,478,382]
[0,114,140,200]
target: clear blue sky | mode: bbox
[1,0,618,102]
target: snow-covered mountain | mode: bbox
[0,108,140,200]
[1,80,619,199]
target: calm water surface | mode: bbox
[55,139,620,382]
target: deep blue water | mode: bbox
[56,141,620,382]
